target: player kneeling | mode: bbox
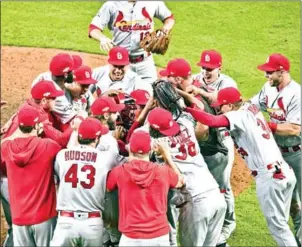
[50,118,113,247]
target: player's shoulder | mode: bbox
[219,73,237,87]
[93,65,109,75]
[288,80,301,94]
[177,112,195,126]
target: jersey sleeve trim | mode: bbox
[88,24,102,38]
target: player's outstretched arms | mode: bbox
[185,107,230,128]
[268,122,301,136]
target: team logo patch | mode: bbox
[102,107,109,112]
[43,92,51,97]
[205,54,211,62]
[85,71,90,78]
[117,52,123,60]
[63,67,70,73]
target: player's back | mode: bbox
[226,103,284,171]
[55,145,113,212]
[154,112,218,196]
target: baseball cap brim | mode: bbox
[197,61,220,69]
[210,100,224,107]
[158,120,180,136]
[108,59,129,66]
[257,63,277,72]
[159,69,170,77]
[77,78,97,85]
[110,103,125,112]
[51,90,65,98]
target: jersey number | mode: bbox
[171,141,197,160]
[140,32,150,41]
[64,164,96,189]
[256,118,271,140]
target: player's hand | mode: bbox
[0,118,13,136]
[100,37,114,53]
[71,116,84,131]
[112,125,126,140]
[153,139,170,159]
[145,96,156,110]
[103,89,123,97]
[185,85,200,96]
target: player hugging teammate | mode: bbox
[0,1,301,247]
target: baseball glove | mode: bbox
[140,29,171,55]
[152,79,183,119]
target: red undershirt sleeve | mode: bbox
[185,107,230,128]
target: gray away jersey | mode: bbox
[55,145,115,212]
[225,102,284,171]
[250,80,301,147]
[91,1,172,56]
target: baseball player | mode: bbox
[160,57,236,246]
[89,1,175,85]
[64,65,97,112]
[250,53,301,243]
[50,118,112,247]
[185,87,298,246]
[106,130,184,247]
[91,46,153,97]
[31,53,83,130]
[147,107,227,247]
[1,106,61,247]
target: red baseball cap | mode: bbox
[108,46,130,66]
[49,53,74,76]
[90,96,125,116]
[197,50,222,69]
[78,117,109,139]
[18,105,40,127]
[31,80,64,100]
[130,89,150,105]
[257,53,290,72]
[129,130,151,154]
[73,66,97,85]
[159,59,192,77]
[211,87,242,107]
[148,107,180,136]
[72,55,83,70]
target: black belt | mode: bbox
[129,53,150,64]
[280,145,301,153]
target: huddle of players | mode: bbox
[1,47,301,247]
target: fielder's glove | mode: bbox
[140,29,171,55]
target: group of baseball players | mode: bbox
[0,1,301,247]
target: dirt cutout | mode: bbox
[0,46,252,243]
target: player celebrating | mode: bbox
[91,46,153,97]
[89,1,175,85]
[184,87,298,246]
[50,118,112,247]
[147,106,226,247]
[250,53,301,243]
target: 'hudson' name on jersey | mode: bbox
[65,151,97,162]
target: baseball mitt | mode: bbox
[152,79,183,118]
[140,29,171,55]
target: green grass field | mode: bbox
[1,1,300,246]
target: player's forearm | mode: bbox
[185,107,230,128]
[268,122,301,136]
[89,29,108,42]
[43,124,73,148]
[162,17,175,33]
[162,153,184,187]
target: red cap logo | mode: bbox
[257,53,290,72]
[73,66,97,85]
[197,50,222,69]
[108,46,130,66]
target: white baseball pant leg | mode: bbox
[119,233,170,246]
[130,54,158,86]
[50,214,103,247]
[282,149,301,244]
[0,177,14,247]
[178,188,227,247]
[255,163,298,246]
[13,217,57,247]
